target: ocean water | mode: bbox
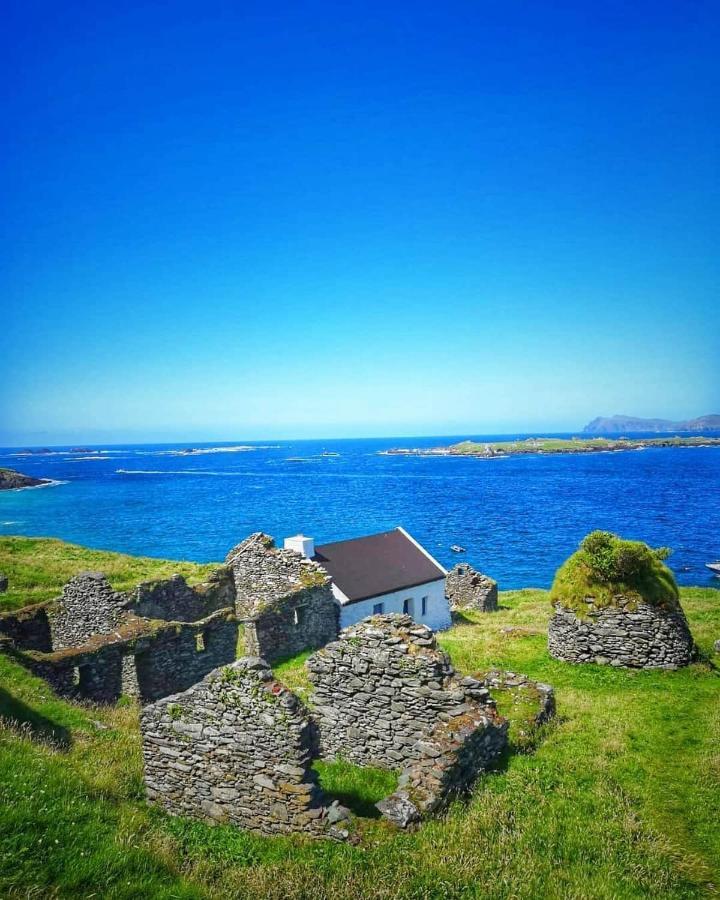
[1,435,719,590]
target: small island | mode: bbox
[0,467,52,490]
[381,435,720,459]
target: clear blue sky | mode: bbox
[2,0,718,444]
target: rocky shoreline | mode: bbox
[0,467,52,490]
[381,436,720,459]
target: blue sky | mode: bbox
[2,0,718,444]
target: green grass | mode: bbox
[313,759,398,818]
[0,536,218,611]
[550,531,680,612]
[444,436,720,456]
[1,541,719,898]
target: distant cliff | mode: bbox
[583,414,720,434]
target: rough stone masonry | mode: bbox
[141,657,347,838]
[308,614,508,826]
[548,597,694,669]
[139,615,510,837]
[225,532,339,664]
[445,564,498,613]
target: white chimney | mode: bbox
[284,534,315,559]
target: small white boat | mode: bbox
[706,562,720,576]
[450,545,466,553]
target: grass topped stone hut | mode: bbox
[548,531,694,669]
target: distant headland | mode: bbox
[582,414,720,434]
[381,435,720,459]
[0,467,52,490]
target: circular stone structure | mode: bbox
[547,532,694,670]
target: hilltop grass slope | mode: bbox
[0,536,218,611]
[1,538,719,899]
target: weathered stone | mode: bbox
[308,614,508,827]
[445,564,498,613]
[548,600,694,669]
[226,532,339,664]
[140,658,339,839]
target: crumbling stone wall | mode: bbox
[134,609,238,703]
[307,615,507,771]
[141,658,344,838]
[483,671,556,726]
[227,532,338,663]
[4,607,238,705]
[377,700,508,827]
[48,572,128,649]
[244,586,340,665]
[0,603,52,651]
[446,564,498,612]
[128,568,235,622]
[548,598,694,669]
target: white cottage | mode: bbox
[284,527,451,631]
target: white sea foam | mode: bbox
[12,479,68,491]
[115,469,242,476]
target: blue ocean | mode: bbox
[1,435,719,590]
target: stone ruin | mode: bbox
[548,598,694,669]
[225,532,339,664]
[308,615,508,827]
[0,536,555,840]
[141,614,512,838]
[0,531,341,706]
[445,563,498,613]
[547,532,695,670]
[141,658,348,840]
[0,569,238,704]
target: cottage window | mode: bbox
[402,598,414,616]
[293,605,307,627]
[373,602,384,615]
[421,596,428,616]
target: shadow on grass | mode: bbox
[0,687,72,749]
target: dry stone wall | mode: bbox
[244,587,340,665]
[128,569,235,622]
[0,603,52,651]
[6,608,239,705]
[227,532,338,664]
[48,572,128,649]
[446,564,498,612]
[377,702,507,827]
[141,658,345,838]
[307,614,507,772]
[548,599,694,669]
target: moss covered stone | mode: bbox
[550,531,679,614]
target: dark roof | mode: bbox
[313,528,446,604]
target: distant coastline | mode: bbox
[582,413,720,434]
[381,436,720,459]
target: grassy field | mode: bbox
[1,539,719,898]
[0,536,217,611]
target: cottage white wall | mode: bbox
[333,579,451,632]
